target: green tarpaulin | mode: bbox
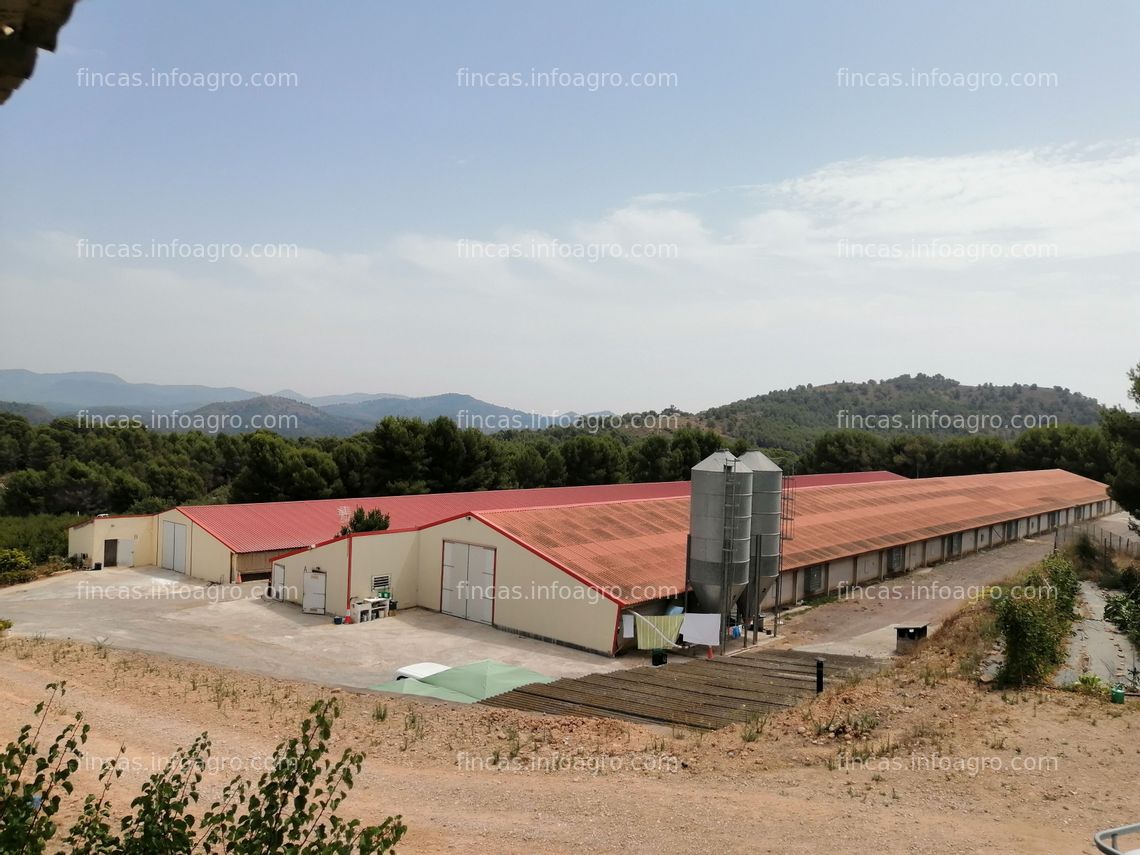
[369,678,477,704]
[371,660,553,703]
[421,660,554,701]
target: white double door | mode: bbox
[441,542,494,624]
[161,521,187,573]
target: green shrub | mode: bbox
[1074,673,1108,698]
[1105,588,1140,647]
[0,515,71,564]
[1040,552,1079,619]
[1121,565,1140,594]
[0,547,32,575]
[1073,533,1098,569]
[0,548,34,586]
[0,683,407,854]
[996,554,1079,687]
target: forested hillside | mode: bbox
[700,374,1102,453]
[0,411,1117,521]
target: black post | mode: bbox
[815,658,824,694]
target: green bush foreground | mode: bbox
[0,683,406,854]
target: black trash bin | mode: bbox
[651,650,668,667]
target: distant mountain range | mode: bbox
[0,369,254,410]
[0,369,1108,442]
[0,370,605,437]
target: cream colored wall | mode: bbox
[68,522,93,562]
[345,531,420,608]
[274,532,420,616]
[275,539,348,610]
[69,516,158,567]
[153,510,232,584]
[418,517,620,654]
[772,568,805,606]
[189,523,233,584]
[828,558,854,589]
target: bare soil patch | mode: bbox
[2,616,1138,853]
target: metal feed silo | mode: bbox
[739,450,783,612]
[688,451,753,612]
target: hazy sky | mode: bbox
[2,1,1137,412]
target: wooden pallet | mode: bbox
[482,649,880,730]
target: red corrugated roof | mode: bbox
[477,501,690,606]
[177,482,692,553]
[786,471,905,488]
[480,470,1108,606]
[783,469,1108,568]
[175,470,904,555]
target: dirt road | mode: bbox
[772,539,1054,658]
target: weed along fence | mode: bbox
[481,650,878,730]
[1055,523,1140,559]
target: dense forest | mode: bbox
[699,373,1103,453]
[0,413,1116,518]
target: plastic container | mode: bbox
[1111,684,1126,704]
[332,616,343,625]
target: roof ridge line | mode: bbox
[479,494,689,515]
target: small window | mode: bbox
[806,564,826,595]
[887,547,905,573]
[942,533,962,557]
[371,575,391,592]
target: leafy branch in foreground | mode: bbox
[0,683,406,854]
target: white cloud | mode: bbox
[2,141,1137,411]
